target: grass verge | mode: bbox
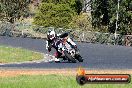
[0,45,43,63]
[0,74,131,88]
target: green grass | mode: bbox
[0,75,131,88]
[0,46,43,63]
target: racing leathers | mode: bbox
[46,34,77,61]
[46,37,62,58]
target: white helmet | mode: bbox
[47,30,56,40]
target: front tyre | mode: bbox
[64,51,76,63]
[76,55,83,62]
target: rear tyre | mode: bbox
[64,51,76,63]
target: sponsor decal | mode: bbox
[76,67,131,85]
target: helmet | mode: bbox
[47,30,56,40]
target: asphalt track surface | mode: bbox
[0,36,132,69]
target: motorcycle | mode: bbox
[57,39,83,63]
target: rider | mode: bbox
[59,32,77,50]
[46,30,77,62]
[46,29,61,61]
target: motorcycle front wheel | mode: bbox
[76,55,83,62]
[64,51,76,63]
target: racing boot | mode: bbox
[55,58,62,63]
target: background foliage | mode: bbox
[33,3,76,28]
[68,13,92,31]
[33,0,83,28]
[91,0,132,34]
[0,0,31,23]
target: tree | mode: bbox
[0,0,31,23]
[33,3,76,28]
[108,0,132,34]
[91,0,132,34]
[33,0,83,28]
[68,13,92,31]
[74,0,83,15]
[41,0,83,15]
[91,0,109,28]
